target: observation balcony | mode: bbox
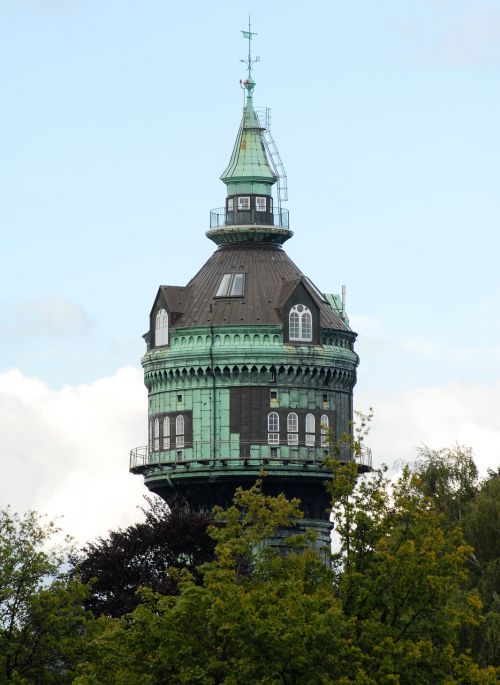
[129,440,372,474]
[207,207,292,245]
[209,206,289,229]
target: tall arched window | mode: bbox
[149,419,153,453]
[287,412,298,445]
[268,411,279,445]
[155,308,169,347]
[154,417,160,451]
[320,414,329,447]
[305,413,315,446]
[163,417,170,450]
[289,305,312,342]
[175,415,185,448]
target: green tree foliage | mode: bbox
[71,497,214,618]
[75,475,499,684]
[0,509,88,684]
[414,449,500,667]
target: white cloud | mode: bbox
[402,0,500,66]
[0,367,146,542]
[357,380,500,475]
[1,365,498,546]
[0,297,93,339]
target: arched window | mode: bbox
[155,308,169,347]
[287,412,298,445]
[163,417,170,450]
[154,417,160,451]
[289,305,312,342]
[305,413,315,446]
[268,411,279,445]
[148,419,153,453]
[320,414,329,447]
[175,415,185,448]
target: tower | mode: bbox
[130,27,371,549]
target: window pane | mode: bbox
[301,311,312,340]
[305,433,315,447]
[287,433,298,445]
[256,196,266,211]
[289,311,300,340]
[230,273,244,296]
[227,198,234,211]
[216,274,232,297]
[268,433,279,445]
[176,435,184,448]
[238,196,250,210]
[268,412,279,432]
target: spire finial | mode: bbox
[240,15,259,93]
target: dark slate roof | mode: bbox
[161,244,350,331]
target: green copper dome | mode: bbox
[220,84,276,196]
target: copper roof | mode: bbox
[157,244,350,332]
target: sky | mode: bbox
[1,0,499,542]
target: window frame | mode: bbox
[255,196,267,212]
[288,304,313,342]
[215,273,245,298]
[155,308,169,347]
[237,196,250,210]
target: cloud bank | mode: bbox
[0,365,498,544]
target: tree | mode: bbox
[0,508,88,684]
[75,476,499,684]
[71,496,214,617]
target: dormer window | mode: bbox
[155,308,169,346]
[237,196,250,210]
[289,304,312,342]
[255,196,267,212]
[216,273,245,297]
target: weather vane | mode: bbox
[241,15,259,81]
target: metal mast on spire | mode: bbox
[241,16,259,81]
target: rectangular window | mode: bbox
[270,390,278,406]
[305,433,315,447]
[216,273,245,297]
[227,198,234,211]
[288,433,298,446]
[255,196,267,211]
[176,435,184,448]
[270,447,278,458]
[230,273,244,296]
[237,196,250,210]
[268,433,279,445]
[177,394,183,403]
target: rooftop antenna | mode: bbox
[241,15,260,80]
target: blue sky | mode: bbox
[1,1,499,538]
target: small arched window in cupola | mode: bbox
[155,308,169,346]
[289,305,312,342]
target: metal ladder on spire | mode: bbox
[257,107,288,212]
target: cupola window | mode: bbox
[305,413,315,446]
[216,273,245,297]
[237,196,250,210]
[153,417,160,451]
[320,414,329,447]
[176,415,185,448]
[287,412,298,446]
[267,411,279,445]
[255,196,267,212]
[163,417,170,450]
[289,305,312,342]
[155,308,169,347]
[227,198,234,211]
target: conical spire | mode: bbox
[220,22,276,197]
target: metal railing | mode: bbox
[129,440,372,473]
[209,207,289,229]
